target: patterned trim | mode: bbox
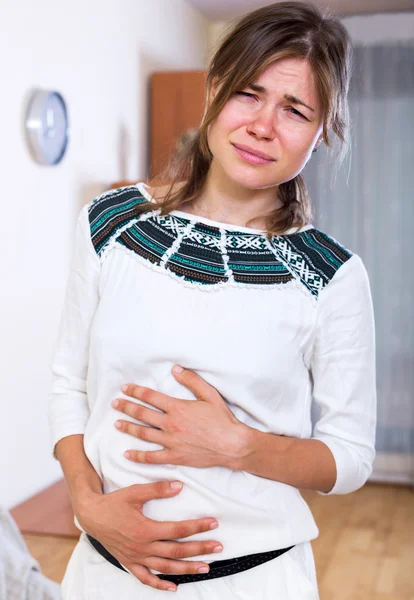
[87,186,353,298]
[89,186,149,254]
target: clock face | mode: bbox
[41,93,69,165]
[25,89,69,165]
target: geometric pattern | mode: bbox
[88,186,353,299]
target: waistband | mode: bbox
[86,534,294,586]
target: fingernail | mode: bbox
[112,399,119,408]
[213,545,223,553]
[121,384,128,392]
[172,365,184,374]
[198,566,209,573]
[167,587,176,592]
[115,421,122,429]
[170,481,183,490]
[209,521,219,530]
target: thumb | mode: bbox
[171,365,221,403]
[127,481,183,504]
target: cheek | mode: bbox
[208,105,248,145]
[273,129,316,181]
[279,128,315,161]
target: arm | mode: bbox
[49,204,100,458]
[54,434,102,513]
[231,432,337,493]
[49,202,222,591]
[230,254,377,495]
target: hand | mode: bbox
[74,481,223,593]
[113,365,248,469]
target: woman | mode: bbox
[49,2,377,598]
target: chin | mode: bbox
[225,167,280,191]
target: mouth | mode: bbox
[231,143,275,165]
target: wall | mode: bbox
[340,11,414,42]
[208,12,414,49]
[0,0,209,509]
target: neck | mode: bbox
[188,162,282,229]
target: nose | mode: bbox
[246,105,276,140]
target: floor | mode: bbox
[23,482,414,600]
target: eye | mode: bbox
[288,107,308,120]
[235,91,258,101]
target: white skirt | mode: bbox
[62,533,320,599]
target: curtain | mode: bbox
[306,43,414,485]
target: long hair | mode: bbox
[138,1,353,238]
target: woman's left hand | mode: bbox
[112,365,248,469]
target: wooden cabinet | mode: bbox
[150,70,207,181]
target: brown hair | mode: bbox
[139,1,353,238]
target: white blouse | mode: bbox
[48,182,377,564]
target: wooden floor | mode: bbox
[23,482,414,599]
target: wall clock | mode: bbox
[25,89,69,165]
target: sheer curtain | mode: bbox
[305,43,414,485]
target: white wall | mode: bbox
[0,0,209,509]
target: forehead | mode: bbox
[254,58,317,101]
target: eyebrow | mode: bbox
[247,83,315,113]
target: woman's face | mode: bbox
[207,57,324,191]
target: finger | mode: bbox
[171,367,222,404]
[144,556,211,576]
[126,480,185,504]
[153,516,220,541]
[124,449,181,465]
[115,421,170,446]
[113,398,165,429]
[120,385,171,412]
[151,539,223,560]
[128,562,178,592]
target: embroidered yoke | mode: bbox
[89,184,351,299]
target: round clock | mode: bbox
[25,89,69,165]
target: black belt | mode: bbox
[86,534,294,586]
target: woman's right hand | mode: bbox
[74,480,223,593]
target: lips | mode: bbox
[232,143,274,161]
[231,143,275,166]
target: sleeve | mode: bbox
[309,253,377,495]
[48,203,100,457]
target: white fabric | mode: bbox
[61,534,319,599]
[0,507,61,600]
[48,188,376,567]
